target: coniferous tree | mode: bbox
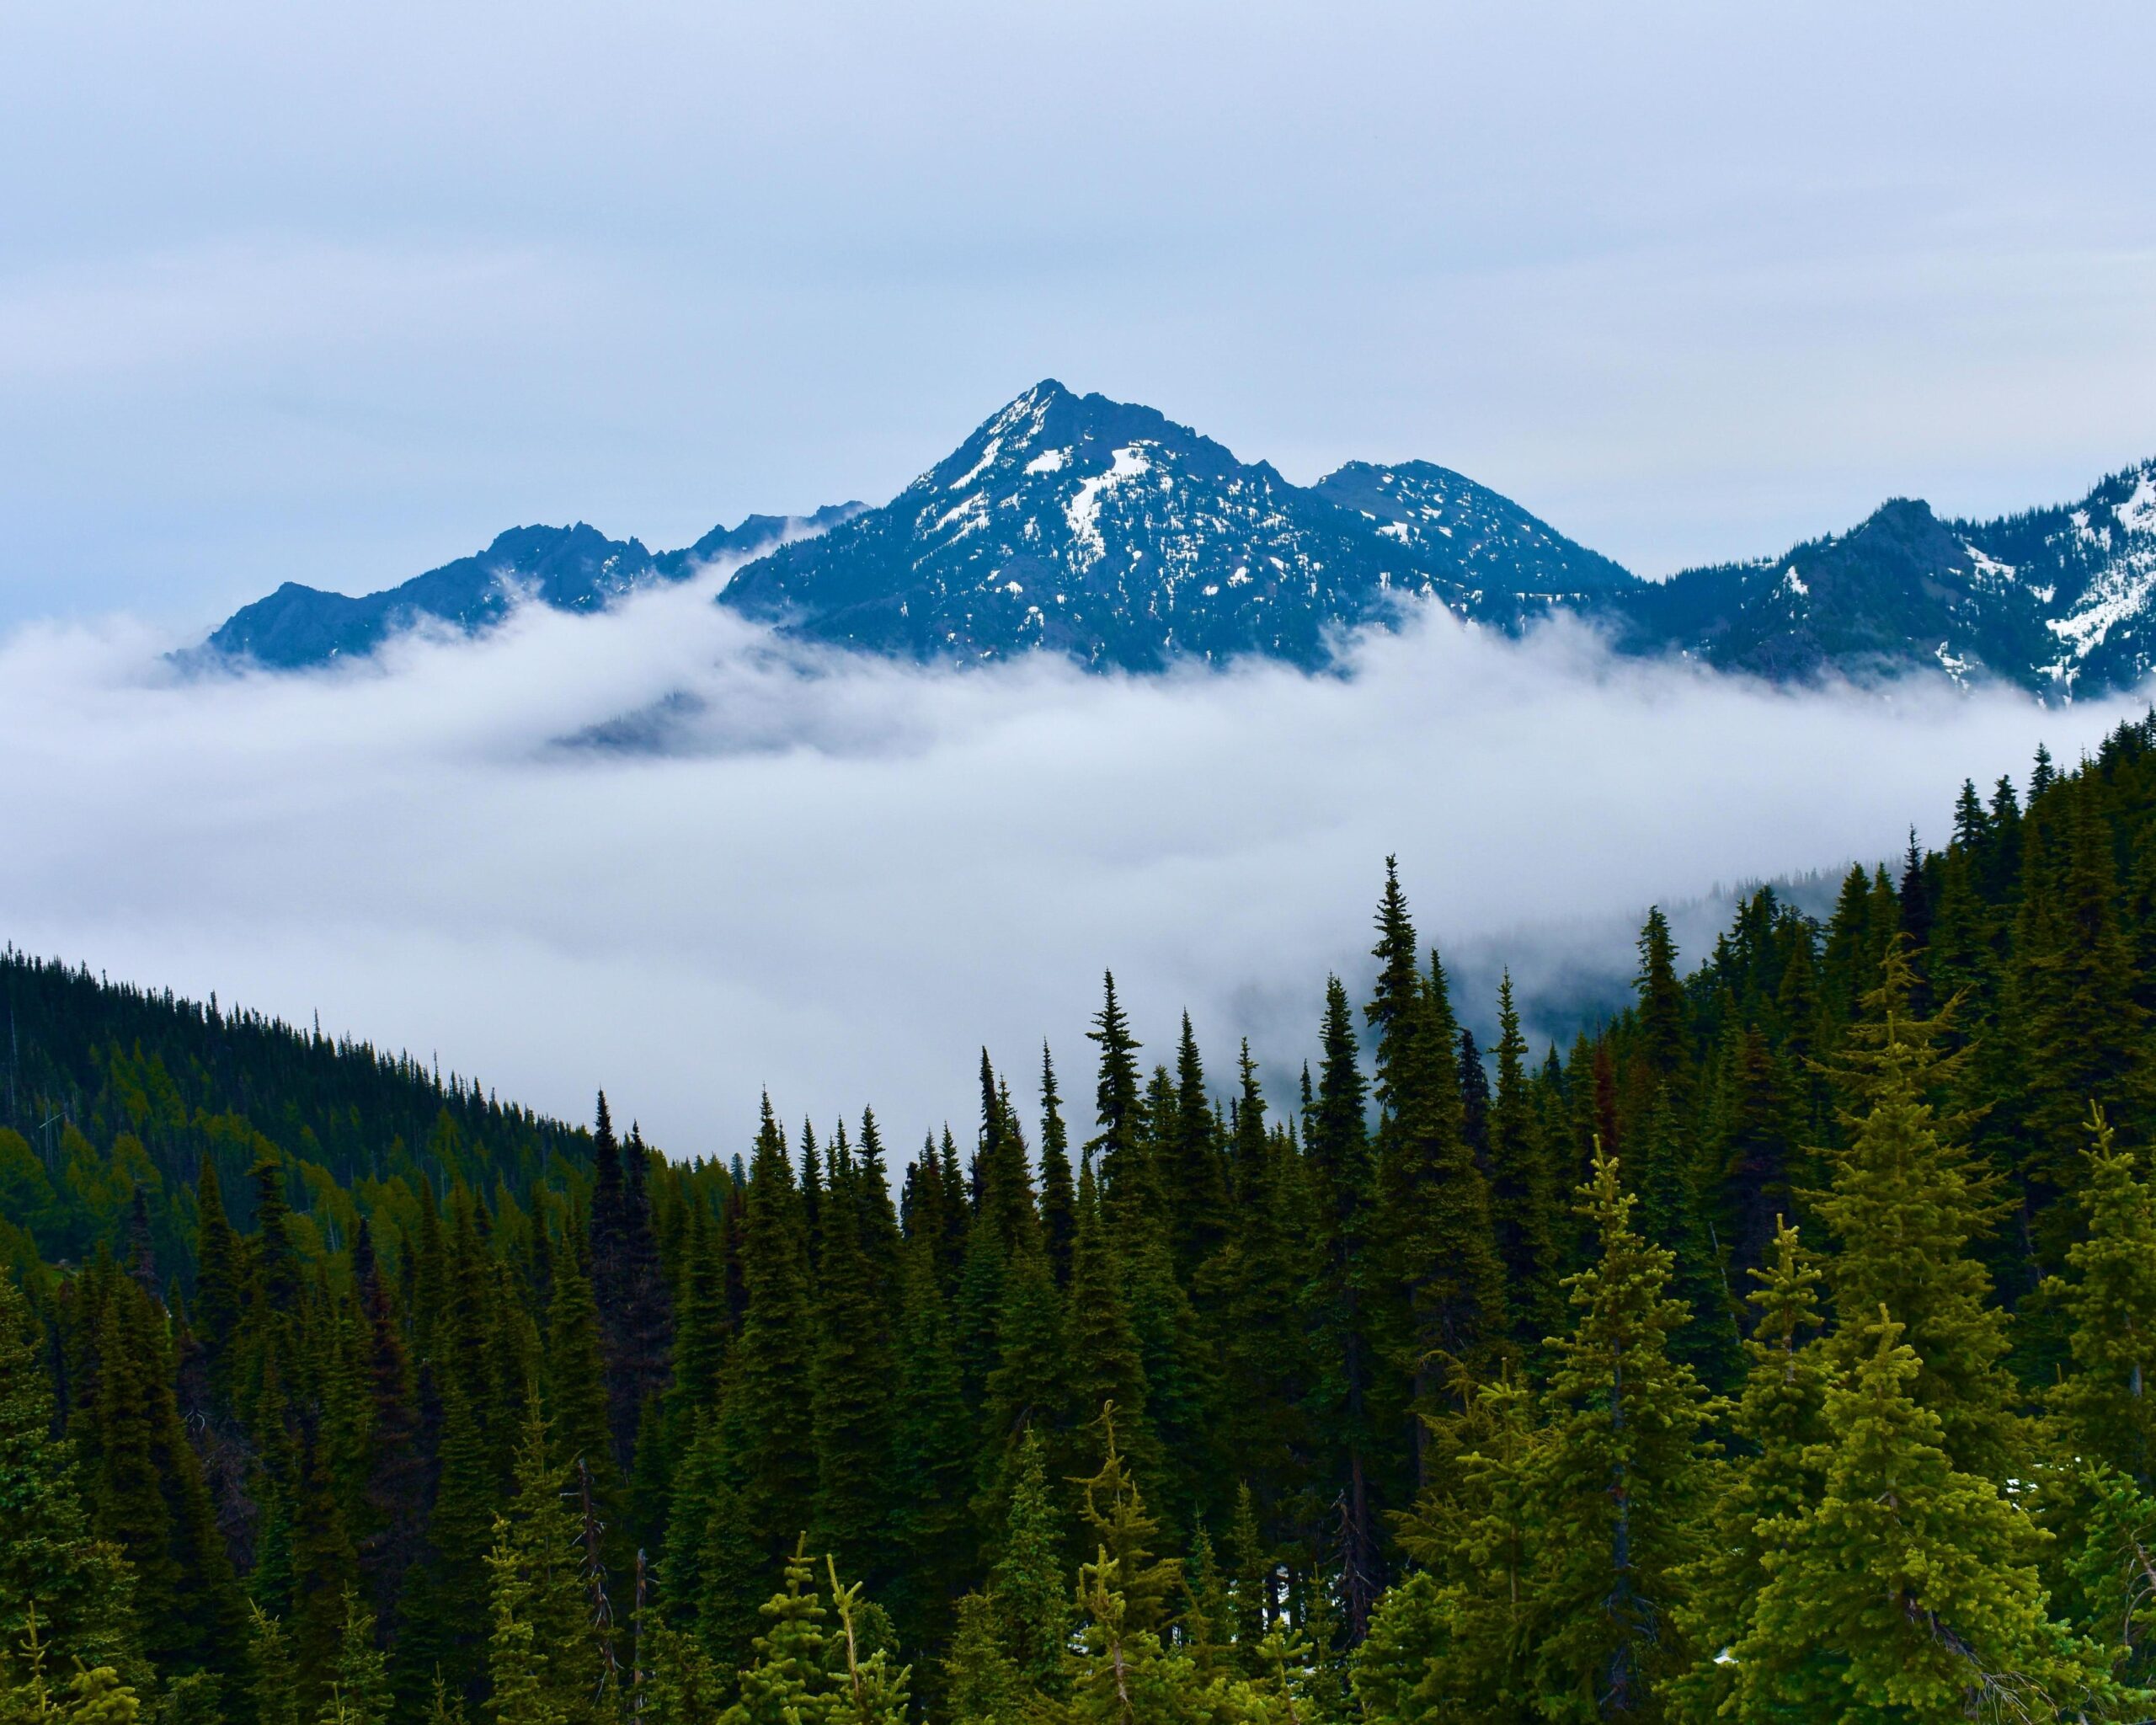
[1216,1043,1305,1527]
[1707,1023,1798,1289]
[1460,1027,1492,1168]
[1628,1081,1737,1390]
[0,1274,136,1683]
[2015,794,2153,1263]
[660,1199,727,1479]
[978,1224,1066,1490]
[1160,1016,1229,1287]
[2046,1105,2156,1484]
[189,1157,245,1406]
[482,1395,608,1725]
[886,1242,971,1666]
[1666,1217,1828,1725]
[726,1100,818,1574]
[1037,1049,1077,1289]
[350,1221,426,1627]
[1367,863,1506,1475]
[396,1372,491,1712]
[1632,908,1689,1095]
[83,1279,238,1680]
[1527,1151,1713,1718]
[723,1540,833,1725]
[1486,973,1559,1350]
[824,1554,911,1725]
[1086,975,1147,1220]
[851,1110,906,1309]
[319,1588,390,1725]
[1814,942,2020,1480]
[1390,1368,1544,1722]
[1735,1311,2127,1721]
[584,1100,673,1472]
[540,1229,619,1552]
[1063,1171,1151,1491]
[810,1143,897,1589]
[249,1601,300,1725]
[1304,975,1385,1638]
[991,1426,1070,1701]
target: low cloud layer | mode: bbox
[0,576,2137,1164]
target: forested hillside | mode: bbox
[10,720,2156,1719]
[0,952,594,1286]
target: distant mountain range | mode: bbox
[199,381,2156,695]
[203,505,865,666]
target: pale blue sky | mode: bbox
[5,1,2154,629]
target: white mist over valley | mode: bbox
[1,570,2134,1157]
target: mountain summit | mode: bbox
[719,380,1626,670]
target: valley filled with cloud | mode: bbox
[2,571,2131,1156]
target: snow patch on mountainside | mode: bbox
[1065,445,1153,569]
[2047,549,2156,659]
[948,437,1002,490]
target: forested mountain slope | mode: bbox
[11,724,2156,1717]
[1598,464,2156,693]
[0,948,594,1280]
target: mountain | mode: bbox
[718,381,1629,670]
[1602,462,2156,693]
[201,504,863,668]
[720,382,2156,692]
[196,379,2156,697]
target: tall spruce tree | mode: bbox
[482,1394,611,1725]
[542,1231,615,1493]
[1487,973,1559,1350]
[395,1366,492,1712]
[1666,1218,1828,1725]
[1086,975,1147,1220]
[1814,942,2020,1481]
[2045,1104,2156,1484]
[584,1099,673,1471]
[351,1220,426,1628]
[725,1098,819,1578]
[1367,863,1505,1473]
[1038,1048,1078,1289]
[886,1242,972,1664]
[809,1145,898,1589]
[1527,1151,1713,1719]
[1304,975,1386,1637]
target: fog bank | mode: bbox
[0,579,2133,1162]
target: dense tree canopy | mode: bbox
[11,718,2156,1718]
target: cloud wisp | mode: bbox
[0,579,2136,1162]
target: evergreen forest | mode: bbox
[13,721,2156,1721]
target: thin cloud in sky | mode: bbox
[0,583,2133,1162]
[3,3,2153,624]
